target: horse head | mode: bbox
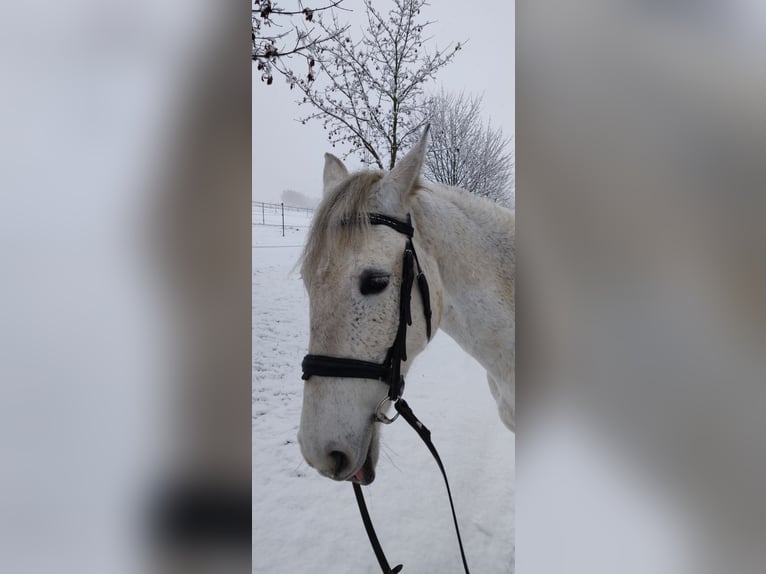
[297,130,442,484]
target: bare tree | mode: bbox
[423,89,514,207]
[290,0,463,170]
[252,0,349,85]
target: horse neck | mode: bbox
[410,184,515,377]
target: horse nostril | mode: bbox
[329,450,348,478]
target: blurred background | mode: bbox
[0,2,250,573]
[518,1,766,573]
[1,0,764,573]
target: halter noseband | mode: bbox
[300,213,470,574]
[301,213,432,414]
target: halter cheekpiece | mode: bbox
[301,213,470,574]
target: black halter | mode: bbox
[301,213,470,574]
[302,213,430,398]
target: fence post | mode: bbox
[281,202,285,237]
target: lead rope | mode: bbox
[352,483,403,574]
[353,398,471,574]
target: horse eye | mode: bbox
[359,271,390,295]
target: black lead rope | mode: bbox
[352,483,403,574]
[302,212,467,573]
[353,398,471,574]
[395,399,470,573]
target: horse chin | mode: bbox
[349,448,376,485]
[349,431,379,485]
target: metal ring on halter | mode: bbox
[374,397,400,424]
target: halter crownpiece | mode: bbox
[301,212,469,574]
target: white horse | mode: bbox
[298,130,514,484]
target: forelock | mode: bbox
[300,170,384,284]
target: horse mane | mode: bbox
[299,166,508,286]
[300,170,384,285]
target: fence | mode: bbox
[252,200,314,236]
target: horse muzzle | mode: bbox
[298,422,378,484]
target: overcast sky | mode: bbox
[253,0,515,204]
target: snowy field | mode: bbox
[253,208,514,573]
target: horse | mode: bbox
[297,128,514,485]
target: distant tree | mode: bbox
[289,0,463,170]
[281,189,318,208]
[252,0,349,85]
[423,89,514,207]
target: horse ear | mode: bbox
[381,125,430,209]
[323,153,348,196]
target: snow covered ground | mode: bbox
[253,211,514,573]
